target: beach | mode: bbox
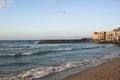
[63,56,120,80]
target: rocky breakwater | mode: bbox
[37,38,91,44]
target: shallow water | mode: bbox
[0,40,120,79]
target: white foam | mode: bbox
[16,58,100,79]
[30,46,41,49]
[0,48,24,50]
[55,48,73,51]
[34,41,40,44]
[0,52,34,57]
[22,52,34,56]
[0,54,15,57]
[102,53,120,60]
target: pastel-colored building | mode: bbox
[106,32,112,41]
[111,27,120,42]
[92,32,106,40]
[92,32,98,40]
[92,27,120,42]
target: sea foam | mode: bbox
[16,58,100,79]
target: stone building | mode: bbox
[92,32,106,40]
[111,27,120,42]
[92,32,98,40]
[92,27,120,42]
[106,32,112,41]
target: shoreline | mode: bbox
[39,54,118,80]
[0,41,119,80]
[63,56,120,80]
[0,53,119,80]
[39,62,101,80]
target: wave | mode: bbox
[0,49,60,57]
[0,44,65,51]
[34,41,40,44]
[0,51,53,57]
[54,46,101,52]
[54,48,73,51]
[4,58,100,79]
[0,62,29,67]
[0,48,25,51]
[0,46,102,57]
[0,52,33,57]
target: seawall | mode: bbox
[37,38,91,44]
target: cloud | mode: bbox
[0,0,14,9]
[48,0,67,15]
[0,0,5,8]
[58,10,66,15]
[48,0,60,3]
[7,0,14,6]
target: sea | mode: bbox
[0,40,120,80]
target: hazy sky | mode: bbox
[0,0,120,40]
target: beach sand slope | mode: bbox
[63,57,120,80]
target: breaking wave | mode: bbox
[3,58,100,80]
[0,51,54,57]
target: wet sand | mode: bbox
[63,57,120,80]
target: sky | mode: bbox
[0,0,120,40]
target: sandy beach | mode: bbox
[63,56,120,80]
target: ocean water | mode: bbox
[0,40,120,79]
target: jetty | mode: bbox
[37,38,91,44]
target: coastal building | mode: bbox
[106,32,112,41]
[92,32,98,40]
[92,27,120,42]
[92,32,106,40]
[111,27,120,42]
